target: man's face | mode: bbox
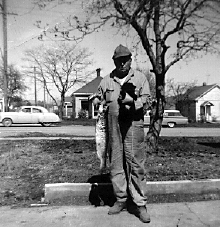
[114,56,132,77]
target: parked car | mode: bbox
[0,106,61,127]
[144,110,188,128]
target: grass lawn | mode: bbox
[1,135,220,207]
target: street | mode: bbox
[0,124,220,138]
[0,124,95,138]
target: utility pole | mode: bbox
[43,79,46,108]
[34,67,37,105]
[2,0,8,112]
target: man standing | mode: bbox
[93,44,152,223]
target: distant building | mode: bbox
[177,83,220,122]
[71,68,102,118]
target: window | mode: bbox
[33,108,42,113]
[166,112,182,116]
[81,100,89,111]
[22,108,31,113]
[94,105,99,117]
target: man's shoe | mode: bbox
[108,201,126,215]
[137,206,151,223]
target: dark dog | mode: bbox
[118,82,137,102]
[87,173,116,207]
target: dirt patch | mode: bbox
[0,137,220,207]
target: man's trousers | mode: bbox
[108,114,147,207]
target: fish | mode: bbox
[95,103,109,172]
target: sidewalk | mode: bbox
[1,200,220,227]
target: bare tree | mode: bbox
[0,64,28,109]
[33,0,220,150]
[166,78,197,109]
[23,42,93,118]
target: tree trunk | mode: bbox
[59,93,65,119]
[145,73,166,153]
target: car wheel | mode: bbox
[41,122,52,127]
[167,122,175,128]
[2,118,13,127]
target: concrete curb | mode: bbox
[44,179,220,203]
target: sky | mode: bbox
[0,0,220,101]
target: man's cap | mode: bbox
[112,44,132,59]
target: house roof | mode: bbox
[185,84,218,100]
[201,101,214,106]
[73,76,103,95]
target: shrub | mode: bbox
[78,109,88,119]
[212,115,218,122]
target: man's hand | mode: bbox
[92,97,101,106]
[120,92,134,104]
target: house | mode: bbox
[71,68,102,118]
[177,83,220,122]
